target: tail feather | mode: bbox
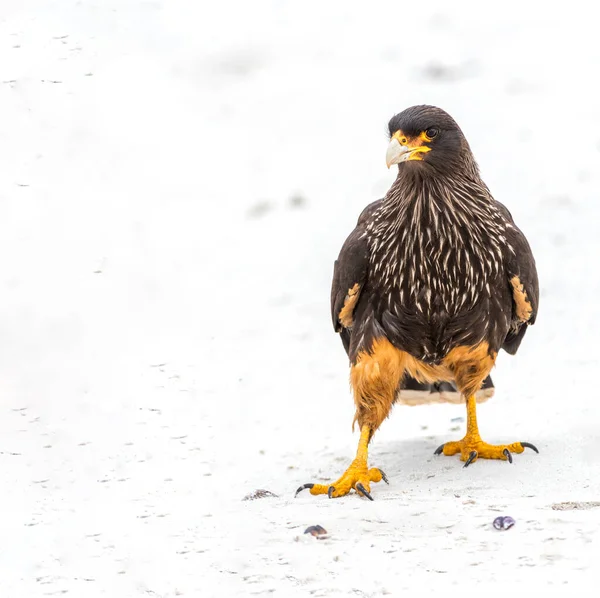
[397,375,495,406]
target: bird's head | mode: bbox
[386,105,475,175]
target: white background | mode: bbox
[1,1,600,595]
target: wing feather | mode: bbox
[330,200,380,338]
[497,201,539,354]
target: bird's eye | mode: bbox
[425,127,439,139]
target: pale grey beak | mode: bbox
[386,137,412,168]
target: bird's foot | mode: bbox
[295,458,388,500]
[434,437,538,467]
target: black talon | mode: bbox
[327,486,335,499]
[503,448,513,463]
[355,483,374,501]
[434,443,445,455]
[463,450,478,468]
[521,442,539,454]
[378,468,389,484]
[295,483,314,497]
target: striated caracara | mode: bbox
[297,105,539,500]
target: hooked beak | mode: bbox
[386,137,413,168]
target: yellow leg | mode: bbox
[435,395,538,466]
[296,425,388,499]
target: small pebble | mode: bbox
[242,489,279,501]
[304,525,328,538]
[493,516,515,530]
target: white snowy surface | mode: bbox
[1,0,600,596]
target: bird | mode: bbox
[296,105,539,501]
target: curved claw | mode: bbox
[463,450,478,468]
[355,482,374,501]
[378,468,389,484]
[295,483,314,497]
[521,442,539,454]
[503,448,513,463]
[327,486,335,499]
[434,443,445,455]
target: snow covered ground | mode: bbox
[1,0,600,595]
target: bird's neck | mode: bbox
[383,166,491,214]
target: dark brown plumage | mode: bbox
[333,105,537,364]
[297,105,539,501]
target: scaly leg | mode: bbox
[296,424,388,500]
[435,394,538,467]
[296,337,405,500]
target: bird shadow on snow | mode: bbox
[294,433,549,505]
[296,436,447,490]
